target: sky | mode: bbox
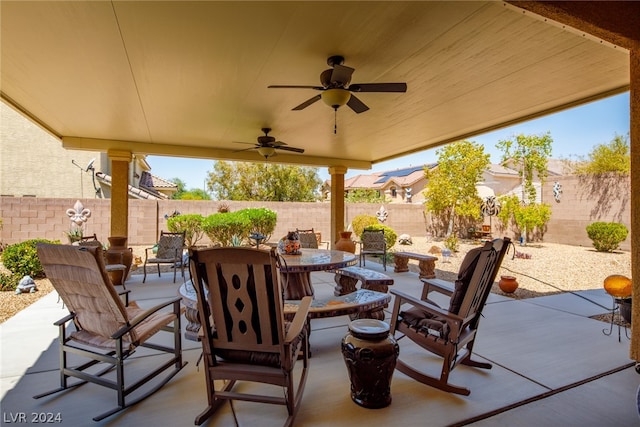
[147,92,630,190]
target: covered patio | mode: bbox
[1,0,639,380]
[1,263,637,426]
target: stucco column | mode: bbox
[630,44,640,361]
[108,149,131,239]
[329,166,347,248]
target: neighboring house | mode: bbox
[0,101,176,199]
[324,160,566,205]
[334,164,435,204]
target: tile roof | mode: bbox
[345,164,434,190]
[95,172,168,200]
[139,171,177,189]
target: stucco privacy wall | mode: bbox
[541,174,631,250]
[0,175,631,250]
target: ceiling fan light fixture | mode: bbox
[257,146,276,158]
[321,88,350,109]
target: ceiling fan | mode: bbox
[268,55,407,114]
[233,128,304,159]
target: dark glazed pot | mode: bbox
[341,319,399,408]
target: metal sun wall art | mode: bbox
[480,196,500,217]
[553,181,563,203]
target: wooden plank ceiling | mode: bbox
[0,1,629,172]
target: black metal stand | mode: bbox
[602,297,630,342]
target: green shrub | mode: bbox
[203,211,251,247]
[351,214,378,238]
[238,208,277,242]
[1,239,59,278]
[586,222,628,252]
[0,272,20,292]
[167,214,205,247]
[444,234,459,252]
[363,224,398,250]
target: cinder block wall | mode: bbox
[0,174,632,252]
[0,198,428,247]
[540,175,631,250]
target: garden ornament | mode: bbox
[16,275,37,294]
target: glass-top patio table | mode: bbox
[278,248,357,299]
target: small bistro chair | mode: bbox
[143,231,186,283]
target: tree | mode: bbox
[345,189,387,203]
[496,132,553,204]
[573,133,630,175]
[169,178,187,199]
[423,140,490,236]
[180,189,211,200]
[169,177,210,200]
[207,161,322,201]
[496,133,553,243]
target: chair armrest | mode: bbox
[420,278,454,300]
[54,312,76,326]
[285,296,312,343]
[391,289,453,320]
[112,297,182,339]
[390,288,469,342]
[144,247,154,261]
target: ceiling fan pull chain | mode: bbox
[334,108,338,134]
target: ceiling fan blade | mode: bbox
[268,85,324,90]
[349,82,407,92]
[272,140,288,147]
[331,64,354,86]
[292,94,322,110]
[232,141,256,146]
[232,146,256,153]
[277,146,305,154]
[347,95,370,114]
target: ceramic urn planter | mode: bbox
[335,231,356,253]
[498,275,518,293]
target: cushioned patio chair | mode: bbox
[296,228,319,249]
[189,246,311,427]
[143,230,185,283]
[359,229,387,270]
[35,243,186,421]
[389,237,510,395]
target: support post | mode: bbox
[108,150,131,239]
[329,166,347,249]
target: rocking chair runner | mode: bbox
[189,246,311,427]
[35,243,187,421]
[389,237,510,395]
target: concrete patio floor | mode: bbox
[1,260,638,426]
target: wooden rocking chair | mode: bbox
[389,237,510,395]
[189,246,312,426]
